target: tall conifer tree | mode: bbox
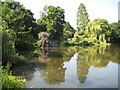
[76,3,90,31]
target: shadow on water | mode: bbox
[11,44,120,88]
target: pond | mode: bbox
[12,44,120,88]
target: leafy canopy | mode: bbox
[40,5,65,40]
[2,2,37,51]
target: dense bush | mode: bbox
[1,63,27,88]
[2,28,25,64]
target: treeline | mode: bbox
[2,1,120,64]
[63,3,120,45]
[2,2,75,64]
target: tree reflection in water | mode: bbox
[77,45,119,84]
[32,47,75,85]
[36,45,119,85]
[11,44,120,86]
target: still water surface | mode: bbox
[12,44,120,88]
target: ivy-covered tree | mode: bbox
[76,3,90,31]
[37,32,50,47]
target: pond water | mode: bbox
[12,44,120,88]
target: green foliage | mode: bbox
[68,19,110,46]
[2,28,16,63]
[2,16,25,64]
[36,19,47,37]
[89,19,110,43]
[39,5,65,40]
[1,63,26,88]
[15,32,36,51]
[2,23,25,63]
[98,34,106,44]
[86,19,109,44]
[92,19,111,37]
[109,21,120,43]
[2,2,37,51]
[63,22,75,40]
[2,2,36,33]
[76,3,90,31]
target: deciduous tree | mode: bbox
[2,2,37,50]
[39,5,65,40]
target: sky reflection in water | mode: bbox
[12,44,120,88]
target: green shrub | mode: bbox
[2,29,26,64]
[1,63,27,88]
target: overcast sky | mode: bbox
[14,0,119,28]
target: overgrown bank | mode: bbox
[0,63,26,88]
